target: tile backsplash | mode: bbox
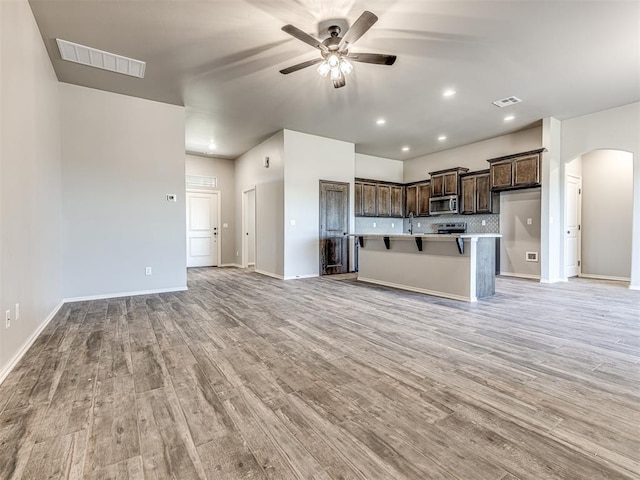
[405,214,500,234]
[355,214,500,234]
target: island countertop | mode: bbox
[348,233,501,239]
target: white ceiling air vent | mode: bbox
[56,39,146,78]
[492,96,522,108]
[186,175,217,189]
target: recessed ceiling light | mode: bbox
[438,135,447,141]
[504,115,515,121]
[376,119,386,125]
[402,146,410,152]
[443,89,456,97]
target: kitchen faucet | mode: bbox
[408,212,414,235]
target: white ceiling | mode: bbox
[29,0,639,161]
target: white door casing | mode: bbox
[186,190,220,267]
[242,187,256,268]
[565,175,581,277]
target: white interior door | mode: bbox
[242,188,256,267]
[565,175,581,277]
[186,191,219,267]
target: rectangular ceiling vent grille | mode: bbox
[186,175,217,188]
[56,39,146,78]
[492,96,522,108]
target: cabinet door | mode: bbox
[362,183,377,216]
[405,185,417,216]
[460,177,476,214]
[417,182,431,216]
[431,175,444,197]
[476,173,492,213]
[390,186,404,217]
[513,154,540,187]
[354,182,363,216]
[491,160,513,190]
[444,172,458,195]
[376,185,391,217]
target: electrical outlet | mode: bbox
[417,222,421,227]
[391,223,395,228]
[15,303,19,320]
[5,310,10,329]
[482,220,486,226]
[373,222,377,228]
[145,267,152,275]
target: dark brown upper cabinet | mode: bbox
[487,148,545,191]
[376,184,391,217]
[460,169,496,214]
[405,185,417,216]
[390,185,404,217]
[429,167,469,197]
[417,182,431,216]
[362,182,377,216]
[355,179,404,218]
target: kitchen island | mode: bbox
[351,233,501,302]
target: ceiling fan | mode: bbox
[279,11,397,88]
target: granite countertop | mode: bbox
[349,233,501,238]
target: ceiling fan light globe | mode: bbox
[340,59,353,75]
[328,54,340,68]
[330,66,341,80]
[317,61,330,77]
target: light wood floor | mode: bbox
[1,268,638,480]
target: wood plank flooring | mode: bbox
[0,268,638,479]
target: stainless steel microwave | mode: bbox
[429,195,458,215]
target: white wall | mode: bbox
[185,154,236,265]
[355,153,403,182]
[581,150,633,279]
[560,102,640,288]
[234,131,285,277]
[500,189,542,278]
[284,130,355,279]
[403,127,542,182]
[0,0,63,379]
[61,84,186,298]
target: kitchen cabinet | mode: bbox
[405,185,417,216]
[429,167,468,197]
[460,170,496,214]
[355,179,404,217]
[405,182,430,216]
[362,182,377,216]
[488,148,544,191]
[390,185,404,217]
[417,182,431,216]
[376,184,391,217]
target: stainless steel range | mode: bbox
[435,222,467,234]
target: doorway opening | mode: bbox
[564,149,633,282]
[186,190,220,268]
[242,187,256,269]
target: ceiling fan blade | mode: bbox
[338,11,378,50]
[333,72,346,89]
[346,53,397,65]
[282,25,328,52]
[279,58,323,75]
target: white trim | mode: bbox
[64,286,188,303]
[242,186,256,269]
[0,300,64,385]
[283,273,318,280]
[500,272,542,280]
[254,269,284,280]
[579,273,631,282]
[629,284,640,290]
[357,276,476,302]
[186,189,222,268]
[219,263,242,268]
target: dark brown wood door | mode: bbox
[320,181,349,275]
[405,185,417,216]
[390,186,404,217]
[417,182,431,216]
[362,183,377,216]
[376,185,391,216]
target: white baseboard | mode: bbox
[0,300,65,386]
[254,269,284,280]
[629,284,640,291]
[579,273,631,282]
[283,273,319,280]
[500,272,541,280]
[64,286,188,303]
[219,263,242,268]
[357,276,475,302]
